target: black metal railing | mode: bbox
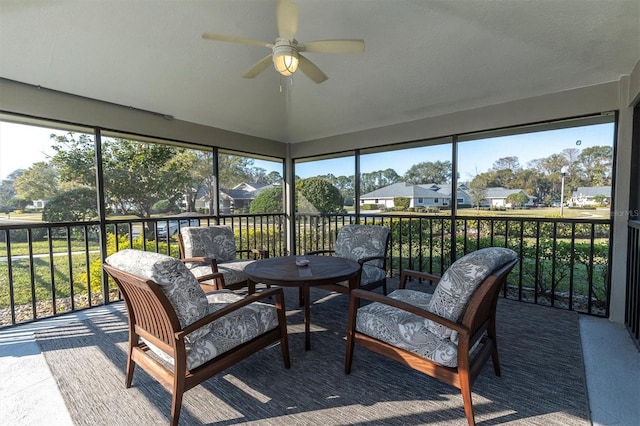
[626,220,640,349]
[295,213,611,317]
[1,211,613,327]
[0,214,286,328]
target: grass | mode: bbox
[0,252,102,308]
[0,240,101,257]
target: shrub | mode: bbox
[394,197,410,210]
[250,186,283,213]
[361,203,379,210]
[152,199,173,213]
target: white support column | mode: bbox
[609,75,634,323]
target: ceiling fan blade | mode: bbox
[202,32,271,48]
[243,54,274,79]
[277,0,298,40]
[298,54,328,84]
[299,39,365,54]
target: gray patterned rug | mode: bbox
[36,285,590,425]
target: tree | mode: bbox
[13,162,59,202]
[165,150,213,212]
[577,145,613,186]
[506,192,528,208]
[42,187,97,222]
[492,156,520,172]
[296,177,344,214]
[361,168,400,193]
[101,139,192,218]
[394,197,410,210]
[250,167,268,183]
[218,154,255,188]
[467,179,487,211]
[593,194,608,205]
[403,161,451,184]
[266,171,283,184]
[52,135,193,219]
[0,169,22,211]
[50,133,96,188]
[250,186,283,213]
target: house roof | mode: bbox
[483,187,534,200]
[362,183,538,201]
[573,186,612,197]
[361,182,444,199]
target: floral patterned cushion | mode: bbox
[334,225,389,269]
[426,247,517,340]
[187,260,253,286]
[333,264,387,288]
[356,289,459,367]
[355,247,516,368]
[104,249,210,342]
[145,290,279,370]
[181,226,237,263]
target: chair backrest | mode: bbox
[104,249,211,342]
[426,247,518,340]
[180,226,237,262]
[334,224,390,268]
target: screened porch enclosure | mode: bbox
[0,111,620,328]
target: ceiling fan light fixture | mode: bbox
[272,41,299,76]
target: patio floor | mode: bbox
[1,300,638,425]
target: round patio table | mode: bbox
[244,255,361,350]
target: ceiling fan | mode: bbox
[202,0,364,83]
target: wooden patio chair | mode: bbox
[306,224,390,296]
[345,247,519,426]
[177,225,268,293]
[103,249,290,426]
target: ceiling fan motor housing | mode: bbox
[272,38,299,75]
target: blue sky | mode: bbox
[293,122,615,180]
[1,121,615,182]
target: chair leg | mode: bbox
[488,320,501,376]
[491,345,501,376]
[345,332,355,374]
[459,372,476,426]
[125,334,138,388]
[345,295,358,374]
[170,377,185,426]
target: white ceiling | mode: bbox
[1,0,639,144]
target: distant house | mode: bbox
[571,186,611,207]
[29,199,47,209]
[425,183,472,206]
[482,187,536,207]
[360,182,472,208]
[197,182,277,214]
[361,182,534,209]
[360,182,444,208]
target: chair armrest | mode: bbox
[194,271,225,283]
[179,256,219,272]
[349,289,467,336]
[177,287,286,338]
[194,272,226,290]
[305,249,335,256]
[399,269,441,289]
[357,255,386,266]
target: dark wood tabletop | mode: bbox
[244,255,360,286]
[244,255,361,350]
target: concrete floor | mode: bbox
[0,303,638,426]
